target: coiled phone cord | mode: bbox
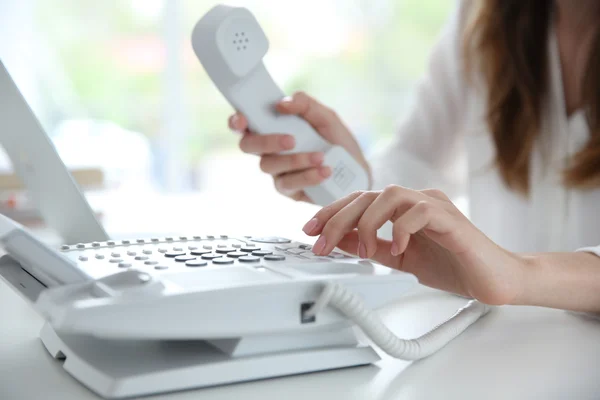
[304,282,491,360]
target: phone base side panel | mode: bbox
[40,322,380,399]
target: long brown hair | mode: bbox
[463,0,600,193]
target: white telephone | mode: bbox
[191,5,370,206]
[0,211,489,399]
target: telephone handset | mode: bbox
[191,5,370,206]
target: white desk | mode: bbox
[2,278,600,400]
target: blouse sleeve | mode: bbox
[571,247,600,319]
[369,0,471,199]
[576,246,600,258]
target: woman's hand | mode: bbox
[302,185,528,306]
[228,92,370,203]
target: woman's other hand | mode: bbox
[228,92,370,203]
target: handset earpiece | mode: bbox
[214,8,269,78]
[192,6,268,87]
[192,5,370,206]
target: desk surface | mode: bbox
[2,277,600,400]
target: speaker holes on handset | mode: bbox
[233,33,248,51]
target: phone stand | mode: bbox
[40,323,379,399]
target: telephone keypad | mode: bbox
[60,236,353,279]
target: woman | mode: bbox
[227,0,600,312]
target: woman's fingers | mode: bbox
[239,133,296,155]
[274,167,332,194]
[229,113,249,133]
[275,92,337,131]
[304,186,423,257]
[420,188,451,201]
[302,185,465,261]
[312,192,380,256]
[334,231,361,256]
[289,191,312,203]
[391,200,469,255]
[259,152,324,175]
[392,232,411,257]
[233,91,340,136]
[357,185,425,258]
[336,231,398,267]
[302,191,367,236]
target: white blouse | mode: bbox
[369,0,600,256]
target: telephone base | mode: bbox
[40,323,379,399]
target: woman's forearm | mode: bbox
[514,252,600,313]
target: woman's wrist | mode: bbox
[508,253,542,307]
[508,251,600,313]
[482,249,532,307]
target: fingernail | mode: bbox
[303,218,319,235]
[280,96,293,105]
[319,166,332,178]
[313,236,327,255]
[280,136,295,150]
[391,242,399,256]
[358,242,367,258]
[231,114,240,128]
[310,152,324,165]
[230,116,243,134]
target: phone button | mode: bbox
[250,236,291,244]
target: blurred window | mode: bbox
[0,0,452,235]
